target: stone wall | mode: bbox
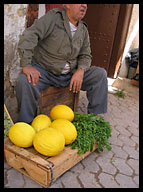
[4,4,28,122]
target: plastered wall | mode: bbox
[4,4,28,122]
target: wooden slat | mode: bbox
[41,87,70,96]
[4,149,49,186]
[37,86,79,116]
[4,138,98,188]
[4,138,54,171]
[4,104,14,124]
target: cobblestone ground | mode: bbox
[4,80,139,188]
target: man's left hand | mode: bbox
[69,68,84,93]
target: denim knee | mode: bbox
[16,73,29,86]
[15,73,30,95]
[91,66,107,79]
[100,68,107,79]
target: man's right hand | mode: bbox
[22,66,41,86]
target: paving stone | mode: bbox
[118,135,136,147]
[113,117,131,127]
[118,105,129,113]
[60,171,81,188]
[110,106,122,115]
[133,176,139,186]
[96,156,117,175]
[110,128,120,137]
[127,159,139,175]
[127,125,139,137]
[127,111,138,121]
[23,175,43,188]
[108,135,123,147]
[97,148,114,159]
[115,173,138,188]
[5,168,25,188]
[78,171,101,188]
[128,105,139,112]
[114,125,131,137]
[109,111,122,120]
[123,146,139,160]
[70,162,84,176]
[132,116,139,125]
[102,111,113,120]
[98,172,119,188]
[103,116,117,127]
[4,169,8,186]
[82,151,97,162]
[112,157,133,176]
[49,178,64,188]
[127,120,139,129]
[111,145,128,159]
[130,135,139,145]
[108,93,119,103]
[81,153,100,174]
[109,120,118,127]
[137,147,139,152]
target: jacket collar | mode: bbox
[61,9,83,41]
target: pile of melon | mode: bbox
[8,105,77,156]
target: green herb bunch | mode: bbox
[69,112,112,154]
[4,111,13,137]
[114,89,126,98]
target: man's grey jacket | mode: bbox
[18,8,92,75]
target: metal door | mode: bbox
[83,4,133,77]
[83,4,120,73]
[26,4,39,28]
[45,4,63,12]
[26,4,63,28]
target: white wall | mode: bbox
[4,4,28,85]
[119,4,139,77]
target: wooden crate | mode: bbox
[4,137,98,188]
[4,91,97,188]
[37,86,79,116]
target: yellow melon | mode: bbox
[33,128,65,156]
[51,119,77,145]
[50,105,74,121]
[8,122,36,148]
[31,114,51,132]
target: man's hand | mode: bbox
[22,66,41,86]
[69,68,84,93]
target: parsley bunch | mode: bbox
[69,112,112,154]
[114,89,126,98]
[4,111,13,137]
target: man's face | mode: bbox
[66,4,87,22]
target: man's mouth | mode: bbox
[80,9,86,14]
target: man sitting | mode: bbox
[15,4,108,123]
